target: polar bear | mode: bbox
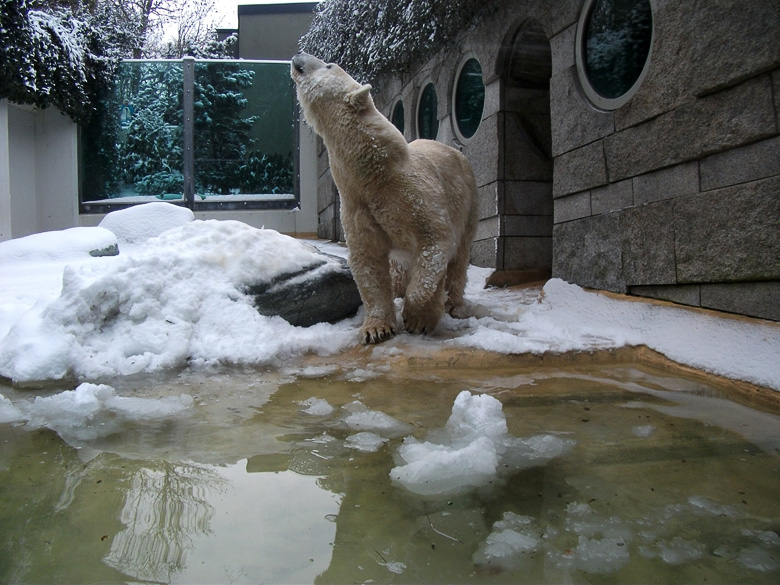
[291,52,478,344]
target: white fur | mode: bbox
[292,53,478,344]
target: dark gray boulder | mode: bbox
[245,253,362,326]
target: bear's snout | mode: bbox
[292,53,306,74]
[291,52,329,78]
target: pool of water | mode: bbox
[1,352,779,584]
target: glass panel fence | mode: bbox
[80,59,297,212]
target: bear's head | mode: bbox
[291,52,373,135]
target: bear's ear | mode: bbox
[346,84,372,110]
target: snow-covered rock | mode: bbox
[98,201,194,246]
[0,227,118,262]
[246,252,361,327]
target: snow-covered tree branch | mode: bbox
[0,0,125,122]
[300,0,494,83]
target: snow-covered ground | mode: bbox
[0,202,778,391]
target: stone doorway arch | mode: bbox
[491,18,553,285]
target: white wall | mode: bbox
[0,99,79,242]
[0,100,14,241]
[35,106,79,233]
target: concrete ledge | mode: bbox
[701,281,780,322]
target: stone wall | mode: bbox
[313,0,780,321]
[550,0,780,321]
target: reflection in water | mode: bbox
[104,462,222,583]
[101,459,341,584]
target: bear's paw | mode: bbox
[360,317,397,345]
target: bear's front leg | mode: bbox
[342,208,398,344]
[360,311,397,344]
[402,245,448,335]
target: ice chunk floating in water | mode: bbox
[390,391,575,496]
[342,400,413,437]
[8,383,193,444]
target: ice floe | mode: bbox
[390,390,575,496]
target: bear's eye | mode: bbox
[326,64,333,69]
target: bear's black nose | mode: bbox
[292,54,305,74]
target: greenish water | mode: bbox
[1,359,779,584]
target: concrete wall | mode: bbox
[238,2,317,61]
[0,100,79,241]
[314,0,780,321]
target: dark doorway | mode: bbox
[494,18,553,283]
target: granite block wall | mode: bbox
[312,0,780,321]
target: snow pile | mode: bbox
[451,278,780,391]
[97,201,194,246]
[0,218,357,383]
[0,203,778,390]
[0,227,117,263]
[390,391,575,496]
[0,383,192,443]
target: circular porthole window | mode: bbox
[417,83,439,140]
[391,99,404,134]
[575,0,654,110]
[453,57,485,142]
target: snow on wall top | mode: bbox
[299,0,493,82]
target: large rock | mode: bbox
[246,253,362,327]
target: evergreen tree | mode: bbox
[116,62,183,196]
[193,63,256,194]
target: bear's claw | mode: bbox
[361,326,396,345]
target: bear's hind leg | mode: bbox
[401,245,448,334]
[444,249,471,319]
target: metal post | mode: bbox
[182,57,195,210]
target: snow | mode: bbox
[0,207,357,383]
[472,512,541,571]
[0,202,778,392]
[97,201,194,246]
[0,227,117,263]
[299,396,335,416]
